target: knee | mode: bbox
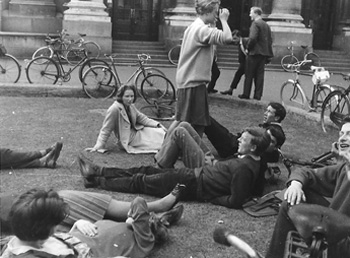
[178,121,191,129]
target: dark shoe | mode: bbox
[41,142,63,168]
[82,177,99,188]
[159,205,184,227]
[169,183,186,210]
[238,94,250,99]
[78,154,102,178]
[208,89,218,94]
[254,97,261,101]
[220,89,233,95]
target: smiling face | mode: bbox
[122,89,135,107]
[238,131,256,155]
[264,105,278,123]
[338,123,350,160]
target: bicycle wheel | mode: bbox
[140,74,176,105]
[140,104,175,121]
[281,55,299,72]
[78,58,110,82]
[168,45,181,65]
[320,90,350,132]
[280,81,307,110]
[66,48,85,65]
[0,54,21,83]
[134,67,166,94]
[82,65,118,99]
[32,46,53,62]
[26,57,59,84]
[82,41,101,59]
[303,52,321,70]
[313,84,332,111]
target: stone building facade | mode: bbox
[0,0,349,58]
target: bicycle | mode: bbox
[81,53,165,99]
[139,74,176,121]
[320,72,350,133]
[213,201,350,258]
[167,39,182,66]
[32,29,101,65]
[281,41,321,72]
[26,47,89,85]
[280,59,333,112]
[0,44,21,83]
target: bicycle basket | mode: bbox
[0,44,7,56]
[312,67,330,84]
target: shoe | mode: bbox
[41,142,63,168]
[82,176,99,188]
[169,183,186,210]
[238,94,250,99]
[159,205,184,227]
[208,89,218,94]
[78,154,102,178]
[220,89,233,95]
[254,97,261,101]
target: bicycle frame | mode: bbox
[53,49,87,82]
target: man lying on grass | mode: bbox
[79,122,270,209]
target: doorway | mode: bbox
[112,0,160,41]
[301,0,336,50]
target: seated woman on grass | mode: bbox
[87,85,167,154]
[0,188,181,258]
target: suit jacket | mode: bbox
[247,18,273,58]
[95,101,161,153]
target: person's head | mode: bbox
[195,0,220,24]
[116,84,137,106]
[263,102,286,123]
[9,188,69,242]
[249,6,262,21]
[337,117,350,161]
[266,124,286,151]
[238,126,271,156]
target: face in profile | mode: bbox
[264,105,277,123]
[238,131,255,155]
[122,89,135,107]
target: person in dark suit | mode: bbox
[238,7,273,101]
[221,30,248,95]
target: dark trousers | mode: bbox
[243,55,266,99]
[207,60,221,92]
[229,62,245,90]
[0,148,42,169]
[99,166,198,200]
[204,116,238,158]
[266,190,332,258]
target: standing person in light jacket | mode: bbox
[86,85,166,154]
[173,0,232,137]
[239,6,273,101]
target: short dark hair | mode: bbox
[266,124,286,148]
[116,84,137,104]
[244,126,271,156]
[251,6,262,16]
[195,0,220,15]
[9,189,69,241]
[268,102,286,123]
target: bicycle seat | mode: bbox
[288,203,350,244]
[78,33,87,37]
[45,38,60,45]
[341,73,350,81]
[301,45,308,49]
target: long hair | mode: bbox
[115,84,137,104]
[9,188,69,241]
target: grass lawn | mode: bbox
[0,96,338,258]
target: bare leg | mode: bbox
[105,191,177,221]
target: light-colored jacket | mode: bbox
[94,101,161,153]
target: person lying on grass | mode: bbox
[79,122,271,209]
[0,188,183,258]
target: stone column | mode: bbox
[63,0,112,54]
[161,0,197,49]
[267,0,312,60]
